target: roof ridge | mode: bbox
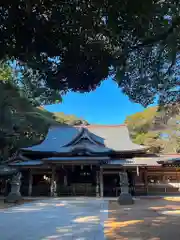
[49,124,127,128]
[61,127,84,147]
[162,153,180,156]
[76,124,126,128]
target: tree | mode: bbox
[125,107,158,134]
[126,105,180,153]
[0,62,13,81]
[0,61,89,170]
[51,112,89,125]
[11,63,62,106]
[18,68,61,106]
[0,62,53,162]
[0,81,50,163]
[0,1,180,105]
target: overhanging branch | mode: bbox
[113,17,180,68]
[132,16,180,50]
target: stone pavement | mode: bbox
[0,198,109,240]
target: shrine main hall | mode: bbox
[6,124,180,197]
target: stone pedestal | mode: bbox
[117,193,134,205]
[6,172,22,203]
[117,171,134,205]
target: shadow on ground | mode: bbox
[1,197,180,239]
[0,198,108,240]
[106,197,180,240]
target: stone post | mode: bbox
[117,170,134,205]
[96,171,100,197]
[6,172,22,203]
[50,166,57,197]
[28,170,33,196]
[100,167,104,197]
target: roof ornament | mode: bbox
[71,127,101,146]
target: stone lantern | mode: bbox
[0,165,22,203]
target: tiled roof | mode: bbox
[107,155,180,167]
[9,156,180,166]
[22,125,82,152]
[85,125,146,152]
[21,124,147,153]
[43,156,110,162]
[157,154,180,164]
[106,157,161,166]
[9,160,43,166]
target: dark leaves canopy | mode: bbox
[0,0,180,105]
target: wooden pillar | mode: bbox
[28,170,33,196]
[144,167,148,195]
[96,170,100,197]
[162,167,166,194]
[176,168,180,192]
[50,166,57,197]
[100,167,104,197]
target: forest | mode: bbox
[0,62,88,163]
[125,104,180,153]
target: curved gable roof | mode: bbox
[22,125,82,152]
[22,124,147,153]
[85,125,146,152]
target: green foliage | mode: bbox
[0,1,180,105]
[0,84,88,163]
[126,105,180,153]
[125,107,158,133]
[0,81,50,161]
[133,132,160,145]
[0,61,62,106]
[18,68,62,106]
[52,112,88,125]
[0,62,13,81]
[36,107,88,125]
[0,61,88,163]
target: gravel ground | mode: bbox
[106,197,180,240]
[0,198,108,240]
[1,197,180,240]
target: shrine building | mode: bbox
[7,124,180,197]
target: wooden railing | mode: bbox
[134,183,180,195]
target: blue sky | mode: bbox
[45,78,146,124]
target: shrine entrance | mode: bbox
[70,166,96,196]
[103,169,136,197]
[103,173,120,197]
[55,165,97,196]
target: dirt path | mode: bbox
[106,198,180,240]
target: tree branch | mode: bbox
[132,16,180,50]
[114,17,180,67]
